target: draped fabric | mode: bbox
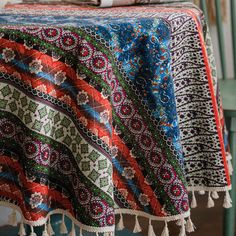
[0,2,231,234]
[97,0,182,7]
[21,0,183,7]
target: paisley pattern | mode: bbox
[0,2,230,234]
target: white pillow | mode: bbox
[97,0,181,7]
[65,0,182,7]
[0,0,8,9]
[0,0,23,8]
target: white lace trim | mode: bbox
[187,185,232,192]
[0,201,191,232]
[1,184,232,234]
[115,208,190,222]
[0,201,114,233]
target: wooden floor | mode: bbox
[0,193,235,236]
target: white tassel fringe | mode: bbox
[207,191,215,208]
[42,224,49,236]
[29,225,37,236]
[185,217,195,233]
[116,213,124,231]
[179,219,186,236]
[212,191,219,199]
[191,191,197,208]
[223,190,233,209]
[133,216,142,233]
[198,190,205,195]
[8,209,17,226]
[47,217,55,236]
[228,160,233,175]
[80,228,83,236]
[60,214,68,234]
[148,219,156,236]
[69,223,76,236]
[104,233,114,236]
[161,221,169,236]
[176,219,186,226]
[18,220,26,236]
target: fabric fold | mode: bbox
[0,2,231,235]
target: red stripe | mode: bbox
[113,169,141,211]
[1,62,112,141]
[0,37,110,106]
[0,155,74,221]
[0,38,112,144]
[112,131,163,215]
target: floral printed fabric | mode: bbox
[0,4,190,233]
[0,2,231,235]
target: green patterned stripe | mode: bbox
[112,112,179,215]
[0,150,103,227]
[0,28,111,93]
[68,27,112,57]
[110,65,186,186]
[0,82,113,203]
[0,81,113,198]
[0,27,185,184]
[0,110,114,206]
[71,27,186,185]
[1,140,78,199]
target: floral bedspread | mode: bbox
[0,3,231,235]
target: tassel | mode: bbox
[223,190,233,209]
[8,209,17,226]
[226,152,232,161]
[207,192,215,208]
[133,216,142,233]
[228,161,233,175]
[60,214,68,234]
[29,226,37,236]
[18,221,26,236]
[185,217,195,233]
[80,228,83,236]
[104,233,114,236]
[191,191,197,208]
[96,233,99,236]
[42,224,49,236]
[148,219,156,236]
[212,191,219,199]
[161,221,169,236]
[69,223,76,236]
[116,213,124,231]
[179,219,186,236]
[176,219,186,226]
[198,190,205,195]
[47,217,55,236]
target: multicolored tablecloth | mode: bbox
[0,2,231,236]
